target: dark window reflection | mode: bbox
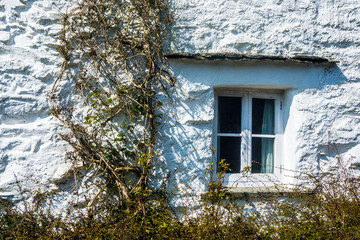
[218,136,241,173]
[218,96,242,133]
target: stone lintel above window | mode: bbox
[166,53,337,64]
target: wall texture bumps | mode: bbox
[0,0,72,201]
[0,0,360,204]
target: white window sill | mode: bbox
[224,186,296,199]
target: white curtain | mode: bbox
[261,100,274,173]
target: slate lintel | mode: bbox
[165,53,337,64]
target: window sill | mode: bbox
[224,186,297,200]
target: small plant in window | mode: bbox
[205,159,230,204]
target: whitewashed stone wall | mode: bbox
[0,0,73,201]
[1,0,360,205]
[160,0,360,204]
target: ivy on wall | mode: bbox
[50,0,175,213]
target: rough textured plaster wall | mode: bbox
[0,0,359,206]
[0,0,73,201]
[159,0,360,204]
[167,0,359,83]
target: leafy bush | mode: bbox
[266,156,360,239]
[2,155,360,239]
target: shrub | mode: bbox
[266,155,360,239]
[1,154,360,239]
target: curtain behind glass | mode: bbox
[261,100,274,173]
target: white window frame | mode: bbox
[214,88,283,188]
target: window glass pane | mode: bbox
[218,96,242,133]
[251,137,274,174]
[218,136,241,173]
[252,98,274,135]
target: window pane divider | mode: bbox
[217,133,243,137]
[251,134,276,138]
[242,94,251,169]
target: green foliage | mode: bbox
[204,159,229,204]
[2,157,360,239]
[266,156,360,239]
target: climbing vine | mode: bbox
[50,0,174,212]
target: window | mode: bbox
[215,89,283,187]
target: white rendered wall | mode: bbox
[1,0,360,205]
[0,0,73,201]
[159,60,353,195]
[160,0,360,204]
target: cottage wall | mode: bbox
[0,0,359,205]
